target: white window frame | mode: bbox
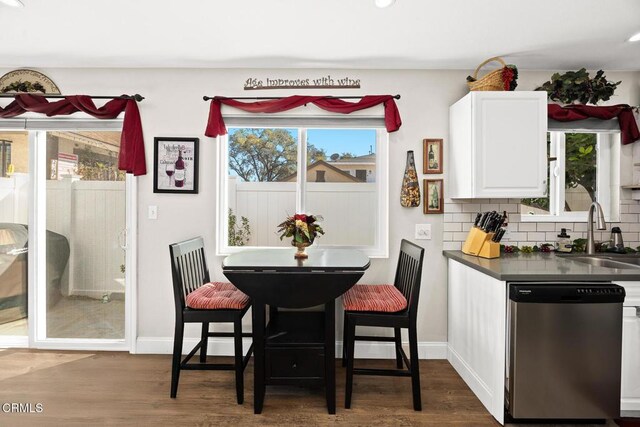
[216,117,389,258]
[521,131,620,223]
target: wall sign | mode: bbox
[153,137,199,194]
[0,69,61,95]
[244,75,360,90]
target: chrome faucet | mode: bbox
[586,202,606,255]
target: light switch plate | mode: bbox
[148,205,158,220]
[415,224,431,240]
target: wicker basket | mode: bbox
[467,57,512,91]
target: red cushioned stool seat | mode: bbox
[342,284,408,313]
[186,282,250,310]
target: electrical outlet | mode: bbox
[148,205,158,220]
[415,224,431,240]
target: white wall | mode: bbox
[0,67,637,354]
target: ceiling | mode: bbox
[1,0,639,70]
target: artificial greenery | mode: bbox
[536,68,620,105]
[572,238,587,253]
[1,80,46,94]
[228,209,251,246]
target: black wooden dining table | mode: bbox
[222,247,370,414]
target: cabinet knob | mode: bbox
[292,363,297,369]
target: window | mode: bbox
[218,124,388,257]
[520,131,620,222]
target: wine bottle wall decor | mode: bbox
[423,138,443,174]
[400,150,420,207]
[153,137,200,194]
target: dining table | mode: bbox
[222,247,370,414]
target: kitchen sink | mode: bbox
[564,255,640,269]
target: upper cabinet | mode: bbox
[449,91,548,199]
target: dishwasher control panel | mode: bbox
[509,282,626,303]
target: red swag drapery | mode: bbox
[548,103,640,145]
[204,95,402,137]
[0,94,146,176]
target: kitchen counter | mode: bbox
[443,250,640,281]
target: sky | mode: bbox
[307,129,376,157]
[228,127,376,157]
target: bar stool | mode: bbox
[342,239,425,410]
[169,236,253,403]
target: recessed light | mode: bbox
[375,0,396,8]
[629,32,640,42]
[0,0,24,7]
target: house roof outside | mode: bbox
[280,160,364,183]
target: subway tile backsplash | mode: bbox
[443,194,640,250]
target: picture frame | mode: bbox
[153,137,199,194]
[424,179,443,214]
[423,138,443,174]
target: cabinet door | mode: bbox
[474,92,547,198]
[622,306,640,411]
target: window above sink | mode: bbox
[521,131,621,223]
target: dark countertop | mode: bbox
[443,250,640,282]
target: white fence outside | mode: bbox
[0,175,125,299]
[0,174,29,224]
[228,177,377,247]
[47,179,125,298]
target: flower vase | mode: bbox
[293,241,310,259]
[400,150,420,207]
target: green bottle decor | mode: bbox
[400,151,420,207]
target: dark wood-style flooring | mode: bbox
[0,349,625,426]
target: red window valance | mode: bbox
[548,103,640,145]
[204,95,402,138]
[0,94,146,176]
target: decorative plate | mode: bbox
[0,69,61,95]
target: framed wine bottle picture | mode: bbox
[153,137,199,194]
[423,138,443,174]
[424,179,443,214]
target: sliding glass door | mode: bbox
[42,131,126,341]
[0,121,135,351]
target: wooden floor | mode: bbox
[0,349,624,426]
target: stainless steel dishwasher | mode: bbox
[506,282,625,420]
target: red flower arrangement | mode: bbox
[277,213,325,245]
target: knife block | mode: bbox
[461,228,500,259]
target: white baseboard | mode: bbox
[136,336,447,360]
[447,344,493,415]
[0,336,29,348]
[621,399,640,412]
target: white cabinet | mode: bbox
[447,260,506,424]
[449,91,548,199]
[620,281,640,412]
